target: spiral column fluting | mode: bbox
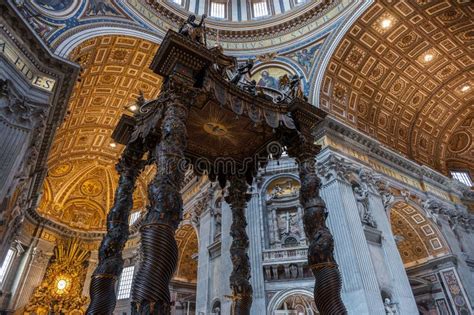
[86,141,145,315]
[289,140,347,315]
[225,176,253,315]
[131,83,189,315]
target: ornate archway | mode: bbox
[389,201,449,266]
[175,224,199,283]
[268,289,319,315]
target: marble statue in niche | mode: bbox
[289,264,298,279]
[212,196,223,240]
[353,183,377,228]
[384,298,397,314]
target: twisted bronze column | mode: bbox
[225,176,253,315]
[131,83,189,314]
[289,141,347,315]
[86,140,145,315]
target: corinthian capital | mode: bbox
[317,154,357,185]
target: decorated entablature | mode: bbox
[312,118,474,271]
[24,238,91,315]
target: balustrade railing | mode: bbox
[262,247,307,262]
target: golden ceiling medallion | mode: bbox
[448,131,470,153]
[80,179,103,196]
[49,162,72,177]
[203,122,228,136]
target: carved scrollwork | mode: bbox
[191,184,217,226]
[0,79,47,129]
[317,154,357,185]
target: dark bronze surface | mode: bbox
[287,136,347,315]
[131,79,190,314]
[89,28,344,315]
[226,176,253,315]
[86,140,146,315]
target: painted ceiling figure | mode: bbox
[257,70,278,89]
[33,0,73,11]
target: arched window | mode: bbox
[169,0,185,7]
[283,236,298,248]
[117,266,135,300]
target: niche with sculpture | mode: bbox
[265,177,304,248]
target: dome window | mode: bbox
[210,0,227,19]
[252,0,269,18]
[170,0,185,7]
[450,170,473,187]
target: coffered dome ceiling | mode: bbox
[320,0,473,175]
[38,35,162,231]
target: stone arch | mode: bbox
[53,26,162,58]
[267,288,319,315]
[174,224,199,283]
[388,201,449,266]
[309,0,373,105]
[260,174,300,199]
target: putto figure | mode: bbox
[179,14,207,44]
[230,59,254,85]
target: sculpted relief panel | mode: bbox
[265,177,304,248]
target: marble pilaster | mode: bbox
[318,152,385,314]
[196,210,212,314]
[368,193,419,314]
[246,191,266,315]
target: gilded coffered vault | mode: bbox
[320,0,474,175]
[38,35,162,231]
[390,202,448,266]
[175,224,199,283]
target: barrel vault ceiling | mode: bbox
[321,0,473,176]
[38,35,162,231]
[390,202,448,266]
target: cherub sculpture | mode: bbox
[230,59,254,85]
